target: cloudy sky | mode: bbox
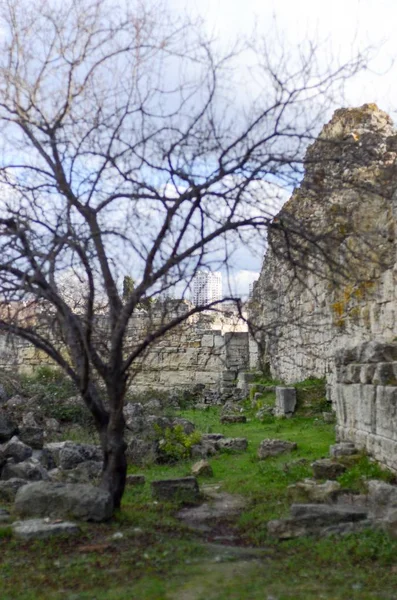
[165,0,397,296]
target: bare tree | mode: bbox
[0,0,366,509]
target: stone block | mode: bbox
[287,479,341,504]
[257,439,297,459]
[14,482,113,522]
[312,459,346,480]
[191,460,213,477]
[330,442,357,458]
[13,518,80,540]
[151,477,200,503]
[220,415,247,424]
[275,387,296,416]
[217,437,248,453]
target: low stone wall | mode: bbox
[334,341,397,472]
[0,315,254,393]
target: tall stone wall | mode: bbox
[252,104,397,391]
[335,341,397,472]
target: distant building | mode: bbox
[192,271,222,306]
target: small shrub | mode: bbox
[155,425,201,463]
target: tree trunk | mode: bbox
[99,410,127,510]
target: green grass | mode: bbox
[2,405,397,599]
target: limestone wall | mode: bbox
[0,307,252,392]
[252,104,397,389]
[335,341,397,472]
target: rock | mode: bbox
[126,437,157,465]
[217,437,248,453]
[383,509,397,539]
[13,518,80,540]
[202,433,225,441]
[367,480,397,518]
[44,418,60,434]
[0,478,28,502]
[191,460,213,477]
[190,440,217,459]
[126,474,145,486]
[143,399,162,413]
[0,413,18,443]
[14,482,113,522]
[221,401,241,416]
[257,439,297,459]
[151,477,200,503]
[0,385,8,405]
[220,415,247,424]
[274,387,297,417]
[312,459,346,480]
[0,436,32,463]
[287,479,341,503]
[268,504,370,539]
[177,491,246,532]
[256,406,274,419]
[0,507,10,523]
[58,443,102,470]
[1,458,49,481]
[22,412,39,428]
[124,403,146,433]
[6,395,28,409]
[18,427,44,450]
[33,448,57,471]
[330,442,357,458]
[63,461,103,483]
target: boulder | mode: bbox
[124,403,146,433]
[0,436,32,463]
[126,437,157,465]
[0,413,18,443]
[142,399,162,414]
[151,477,200,503]
[220,415,247,424]
[190,440,217,459]
[217,437,248,453]
[63,461,103,483]
[257,439,297,459]
[18,427,44,450]
[367,480,397,518]
[0,478,28,502]
[202,433,225,441]
[14,481,113,522]
[191,460,213,478]
[312,459,346,480]
[1,458,49,482]
[44,418,61,434]
[13,518,80,540]
[287,479,341,504]
[58,443,102,470]
[32,448,57,471]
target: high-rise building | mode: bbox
[192,271,222,306]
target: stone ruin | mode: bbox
[252,103,397,473]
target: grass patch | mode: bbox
[2,405,397,599]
